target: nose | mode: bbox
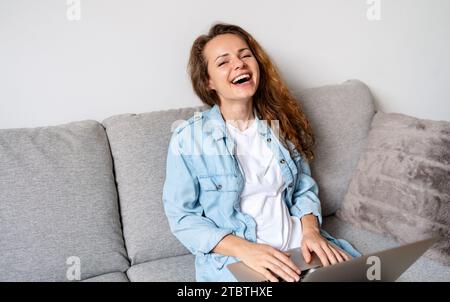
[233,57,246,70]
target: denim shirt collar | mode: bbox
[206,103,269,141]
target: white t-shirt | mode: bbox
[225,118,302,251]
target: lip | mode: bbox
[232,80,253,88]
[230,72,252,84]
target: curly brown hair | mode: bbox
[188,23,316,162]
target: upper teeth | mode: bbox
[232,74,250,84]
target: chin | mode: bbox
[234,88,257,99]
[234,93,255,101]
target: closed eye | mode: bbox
[218,54,251,67]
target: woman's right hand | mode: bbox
[239,242,301,282]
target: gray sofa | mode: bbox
[1,79,448,282]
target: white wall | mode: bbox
[1,0,449,129]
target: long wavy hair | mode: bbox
[188,23,316,162]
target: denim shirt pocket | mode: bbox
[198,174,241,230]
[198,174,239,192]
[197,176,219,191]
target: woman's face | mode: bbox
[204,34,260,105]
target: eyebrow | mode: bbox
[215,48,250,62]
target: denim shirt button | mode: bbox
[266,138,271,143]
[279,159,286,164]
[216,184,222,190]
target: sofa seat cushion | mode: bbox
[0,120,129,281]
[126,215,450,282]
[323,215,450,281]
[82,272,129,282]
[126,254,195,282]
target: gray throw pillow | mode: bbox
[336,111,450,265]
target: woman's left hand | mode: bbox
[301,228,350,266]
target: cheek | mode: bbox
[209,71,226,88]
[209,75,231,93]
[214,71,231,87]
[249,61,260,80]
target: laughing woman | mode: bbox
[163,23,361,282]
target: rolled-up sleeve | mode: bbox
[162,131,232,256]
[288,155,323,226]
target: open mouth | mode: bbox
[231,73,252,85]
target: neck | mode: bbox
[219,99,254,122]
[219,100,255,131]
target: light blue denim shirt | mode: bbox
[162,104,361,282]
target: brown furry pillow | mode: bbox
[337,111,450,265]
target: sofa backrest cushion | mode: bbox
[0,121,129,281]
[102,107,207,265]
[298,79,375,215]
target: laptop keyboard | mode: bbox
[266,268,316,282]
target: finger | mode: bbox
[274,250,301,275]
[330,243,351,261]
[269,257,300,282]
[329,245,344,263]
[266,261,296,282]
[337,248,351,261]
[257,267,278,283]
[301,244,311,263]
[322,243,338,265]
[312,244,330,266]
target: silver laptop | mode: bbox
[227,237,438,282]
